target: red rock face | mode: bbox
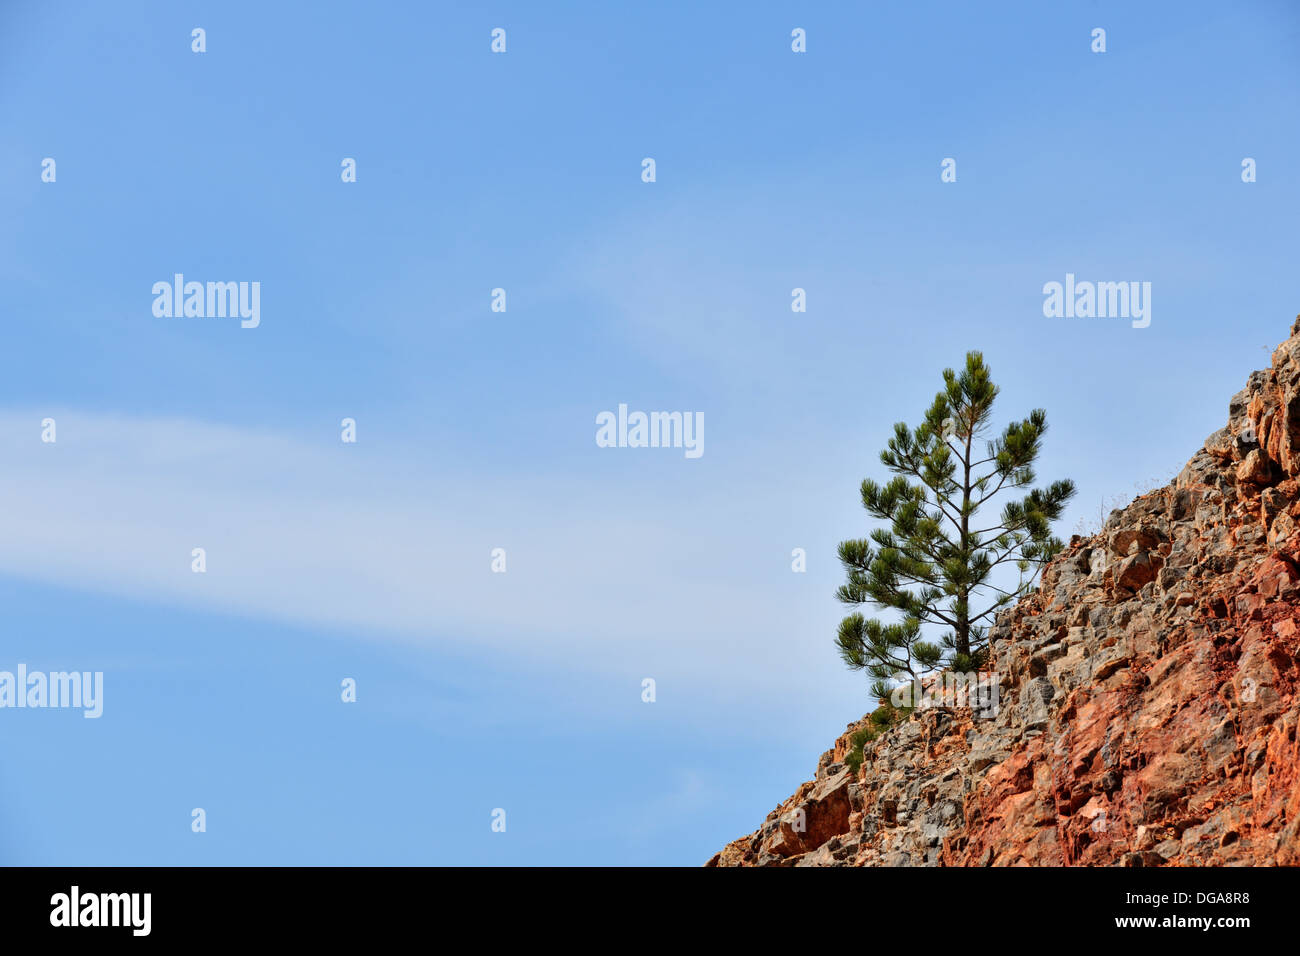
[708,316,1300,868]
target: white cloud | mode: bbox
[0,410,861,707]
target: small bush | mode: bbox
[1071,477,1170,538]
[844,727,874,775]
[844,701,912,774]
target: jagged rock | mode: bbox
[709,313,1300,868]
[1238,450,1273,486]
[1115,551,1158,591]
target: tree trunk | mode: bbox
[957,417,972,657]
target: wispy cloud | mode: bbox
[0,410,857,706]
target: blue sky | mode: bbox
[1,0,1298,865]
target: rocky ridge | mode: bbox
[709,317,1300,867]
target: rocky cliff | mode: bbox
[709,316,1300,867]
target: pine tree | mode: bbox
[835,351,1075,704]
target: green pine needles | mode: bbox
[835,351,1076,704]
